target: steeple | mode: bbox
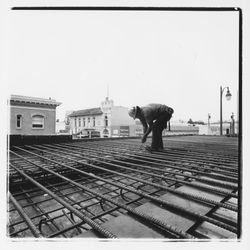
[101,84,114,113]
[106,84,109,100]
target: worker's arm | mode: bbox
[139,117,147,133]
[141,120,153,143]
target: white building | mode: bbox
[198,122,238,136]
[68,97,136,138]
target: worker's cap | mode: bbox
[167,107,174,115]
[128,106,138,119]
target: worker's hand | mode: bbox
[141,136,147,143]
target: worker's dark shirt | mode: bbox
[140,103,172,124]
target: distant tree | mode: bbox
[187,118,194,125]
[194,120,205,125]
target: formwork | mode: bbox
[7,135,239,239]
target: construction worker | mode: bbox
[128,104,174,151]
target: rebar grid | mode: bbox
[7,135,239,239]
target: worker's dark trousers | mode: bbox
[151,113,170,150]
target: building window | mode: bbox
[83,118,85,127]
[88,117,90,124]
[75,118,77,128]
[16,115,22,129]
[32,115,44,129]
[105,115,108,127]
[79,118,81,127]
[93,117,95,127]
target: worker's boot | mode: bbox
[145,145,159,152]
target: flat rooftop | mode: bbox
[7,135,239,239]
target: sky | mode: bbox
[3,8,239,122]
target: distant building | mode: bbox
[56,120,70,134]
[198,122,238,136]
[68,97,136,138]
[9,95,61,135]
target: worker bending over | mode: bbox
[129,104,174,151]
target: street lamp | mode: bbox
[231,112,235,135]
[220,86,232,135]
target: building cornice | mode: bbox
[10,105,56,112]
[10,95,61,107]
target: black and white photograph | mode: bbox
[0,0,249,249]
